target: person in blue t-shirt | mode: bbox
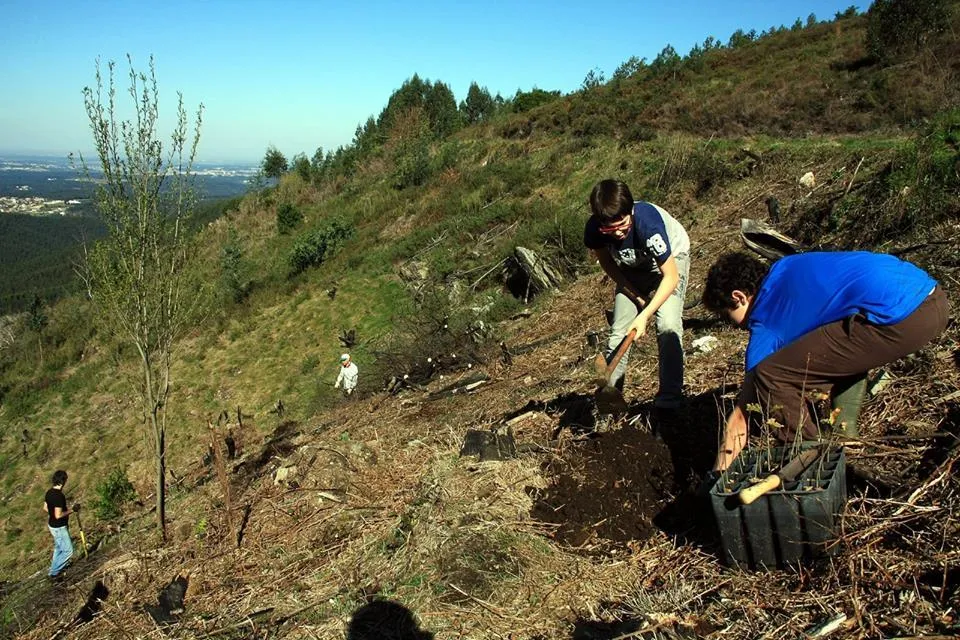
[584,179,691,409]
[703,251,948,471]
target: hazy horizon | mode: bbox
[0,151,261,166]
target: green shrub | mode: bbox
[431,140,461,173]
[490,160,535,198]
[687,144,738,197]
[300,354,320,374]
[220,232,250,303]
[288,219,355,275]
[392,135,431,189]
[94,469,137,520]
[621,123,657,145]
[497,115,533,139]
[572,111,614,137]
[276,203,303,235]
[512,88,561,113]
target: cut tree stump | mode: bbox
[505,246,562,301]
[460,428,516,461]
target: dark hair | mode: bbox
[589,179,634,220]
[52,469,68,486]
[703,252,770,313]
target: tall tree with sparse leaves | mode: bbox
[75,56,203,540]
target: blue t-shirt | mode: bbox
[583,201,689,271]
[745,252,936,371]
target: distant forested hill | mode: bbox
[0,214,106,314]
[0,194,242,314]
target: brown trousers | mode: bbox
[738,287,949,442]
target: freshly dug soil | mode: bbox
[530,427,676,548]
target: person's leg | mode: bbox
[831,375,867,437]
[742,287,948,441]
[608,267,662,391]
[48,526,57,576]
[49,525,73,576]
[653,252,689,408]
[607,289,641,391]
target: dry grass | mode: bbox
[3,126,958,640]
[11,231,957,639]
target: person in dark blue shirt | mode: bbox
[703,251,948,471]
[584,179,691,409]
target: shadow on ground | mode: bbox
[347,599,433,640]
[506,393,598,438]
[650,387,728,547]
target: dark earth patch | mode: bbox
[530,427,675,548]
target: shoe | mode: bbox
[653,395,685,410]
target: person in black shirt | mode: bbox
[42,469,74,578]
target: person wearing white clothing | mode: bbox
[334,353,359,396]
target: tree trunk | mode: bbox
[149,405,167,541]
[156,422,166,541]
[144,355,167,541]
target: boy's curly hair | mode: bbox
[703,252,769,313]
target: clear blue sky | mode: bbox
[0,1,868,164]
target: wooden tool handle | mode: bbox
[739,474,782,505]
[605,329,637,379]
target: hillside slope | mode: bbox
[6,178,957,639]
[1,7,959,639]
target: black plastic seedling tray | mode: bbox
[710,444,846,570]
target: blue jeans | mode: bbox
[48,525,73,576]
[607,252,689,408]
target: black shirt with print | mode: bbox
[45,488,68,528]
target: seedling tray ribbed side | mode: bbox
[710,444,846,570]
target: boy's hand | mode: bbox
[628,312,650,337]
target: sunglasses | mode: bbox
[598,214,632,236]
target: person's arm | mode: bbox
[334,368,343,388]
[53,505,71,519]
[714,405,749,471]
[627,254,679,337]
[593,250,646,306]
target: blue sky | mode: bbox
[0,1,868,163]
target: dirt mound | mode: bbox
[530,427,676,549]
